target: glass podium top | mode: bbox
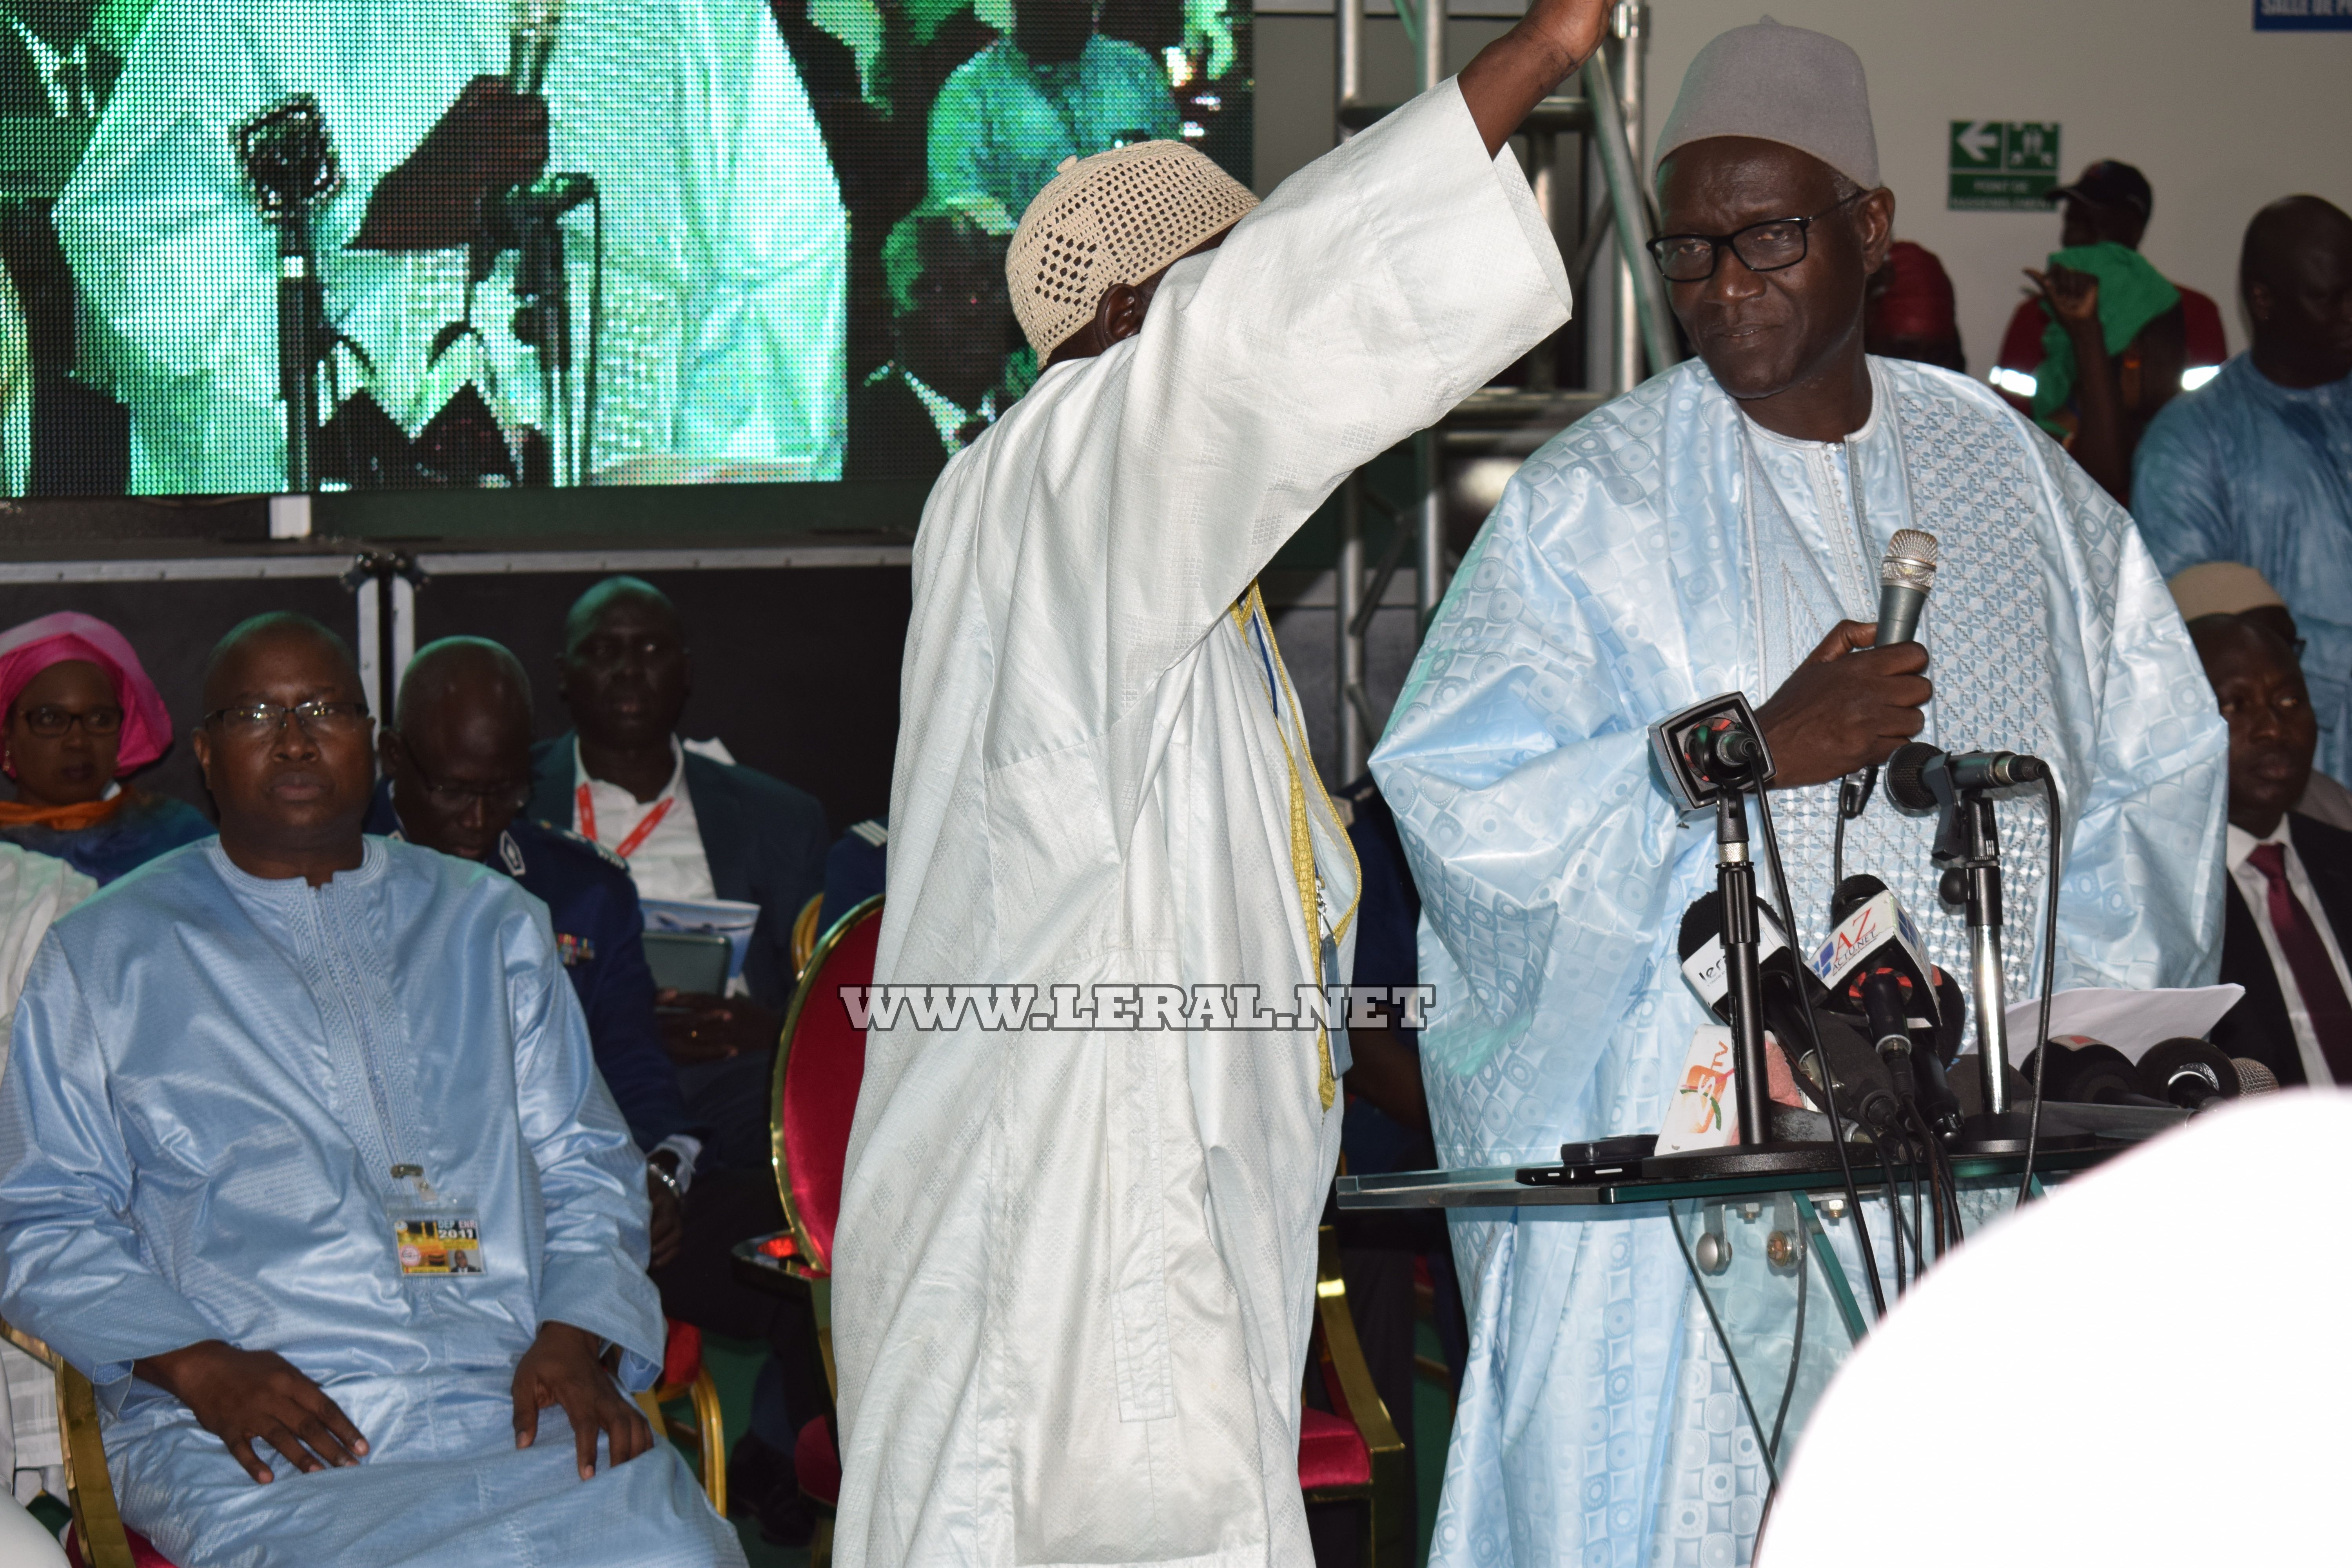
[1338,1142,2125,1482]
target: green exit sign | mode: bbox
[1948,120,2061,211]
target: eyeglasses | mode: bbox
[382,730,532,814]
[203,700,371,737]
[1646,191,1867,283]
[381,729,534,818]
[410,773,534,814]
[11,704,123,738]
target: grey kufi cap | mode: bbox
[1654,17,1879,190]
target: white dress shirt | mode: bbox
[573,737,716,902]
[2227,817,2352,1086]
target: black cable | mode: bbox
[1668,1205,1779,1494]
[1921,1120,1944,1259]
[1889,1126,1924,1267]
[1831,765,1877,899]
[1906,1125,1926,1266]
[1874,1135,1906,1296]
[2015,771,2066,1208]
[1921,1132,1940,1259]
[1906,1104,1943,1260]
[1936,1128,1966,1244]
[1750,783,1888,1319]
[1768,1230,1809,1463]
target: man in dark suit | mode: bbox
[526,575,830,1138]
[844,194,1014,482]
[2199,613,2352,1087]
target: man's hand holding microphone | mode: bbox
[1754,530,1940,788]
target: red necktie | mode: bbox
[2247,840,2352,1080]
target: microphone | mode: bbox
[1884,743,2050,811]
[2135,1037,2278,1111]
[1858,969,1918,1098]
[1813,874,1942,1024]
[1815,874,1966,1126]
[2020,1036,2161,1106]
[1649,693,1775,812]
[1679,893,1898,1131]
[235,94,339,214]
[1677,888,1792,1015]
[509,0,562,95]
[1874,528,1939,648]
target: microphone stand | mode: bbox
[236,97,340,494]
[1919,779,2034,1152]
[475,173,594,486]
[1715,789,1773,1149]
[1650,694,1779,1151]
[277,206,324,493]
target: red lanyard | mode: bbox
[577,782,677,860]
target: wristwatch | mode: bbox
[647,1154,684,1201]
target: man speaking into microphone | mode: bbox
[56,0,846,493]
[1371,19,2228,1565]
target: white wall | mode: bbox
[1641,0,2352,376]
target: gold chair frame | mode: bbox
[1305,1226,1413,1568]
[634,1359,727,1516]
[1,1321,133,1568]
[788,892,826,978]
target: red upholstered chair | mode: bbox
[1303,1225,1412,1568]
[769,893,883,1291]
[767,894,882,1566]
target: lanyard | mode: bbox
[1228,582,1361,1110]
[576,781,676,860]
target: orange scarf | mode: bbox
[0,791,129,831]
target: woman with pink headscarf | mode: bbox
[0,613,212,883]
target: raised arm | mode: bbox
[1457,0,1617,156]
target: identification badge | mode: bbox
[386,1165,486,1277]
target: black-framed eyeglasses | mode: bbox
[203,700,371,737]
[1646,191,1866,283]
[11,704,123,739]
[383,730,532,814]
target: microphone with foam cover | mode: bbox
[2136,1037,2280,1111]
[1679,892,1899,1131]
[1875,528,1939,648]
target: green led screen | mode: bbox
[0,0,1250,497]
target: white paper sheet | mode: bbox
[1998,985,2246,1065]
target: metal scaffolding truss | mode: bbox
[1330,0,1679,780]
